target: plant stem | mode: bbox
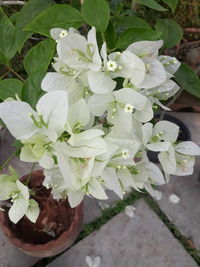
[26,163,36,186]
[9,67,24,81]
[0,149,20,171]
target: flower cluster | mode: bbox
[0,27,200,223]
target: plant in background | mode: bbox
[0,0,199,226]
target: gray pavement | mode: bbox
[48,200,198,267]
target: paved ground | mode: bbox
[48,200,198,267]
[0,112,199,267]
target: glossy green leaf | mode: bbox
[161,0,179,13]
[117,15,152,31]
[71,0,81,9]
[25,4,84,37]
[175,63,200,99]
[0,49,8,66]
[116,28,161,49]
[81,0,110,32]
[15,0,54,52]
[0,8,16,60]
[155,19,183,50]
[0,79,23,100]
[23,39,55,75]
[134,0,166,11]
[21,71,45,108]
[104,21,116,49]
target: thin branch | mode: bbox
[26,163,36,186]
[0,1,24,5]
[184,28,200,33]
[8,67,24,81]
[0,149,20,171]
[180,40,200,49]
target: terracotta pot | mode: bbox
[0,170,83,258]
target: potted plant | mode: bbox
[0,0,200,259]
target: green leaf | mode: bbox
[71,0,81,9]
[15,0,54,52]
[0,49,9,66]
[117,16,152,31]
[21,71,46,108]
[161,0,179,13]
[134,0,166,11]
[104,21,116,49]
[25,4,84,37]
[0,79,23,100]
[155,19,183,50]
[110,0,123,12]
[24,39,55,75]
[116,28,161,49]
[0,8,16,60]
[81,0,110,32]
[175,63,200,99]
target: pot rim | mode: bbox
[0,170,83,252]
[0,204,83,252]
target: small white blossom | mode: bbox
[124,104,134,113]
[59,30,68,38]
[106,60,118,72]
[121,149,130,159]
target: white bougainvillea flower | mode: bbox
[88,87,153,126]
[56,27,102,72]
[142,120,179,152]
[126,40,163,58]
[126,40,166,89]
[117,160,165,195]
[158,55,181,77]
[85,256,101,267]
[43,154,108,207]
[88,44,145,94]
[0,91,69,169]
[136,57,166,89]
[0,90,68,142]
[0,167,39,224]
[158,141,200,175]
[145,79,180,103]
[50,27,78,41]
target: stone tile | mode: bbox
[0,230,38,267]
[83,191,120,225]
[157,112,200,249]
[48,200,198,267]
[0,130,40,267]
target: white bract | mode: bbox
[0,26,199,224]
[0,167,39,224]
